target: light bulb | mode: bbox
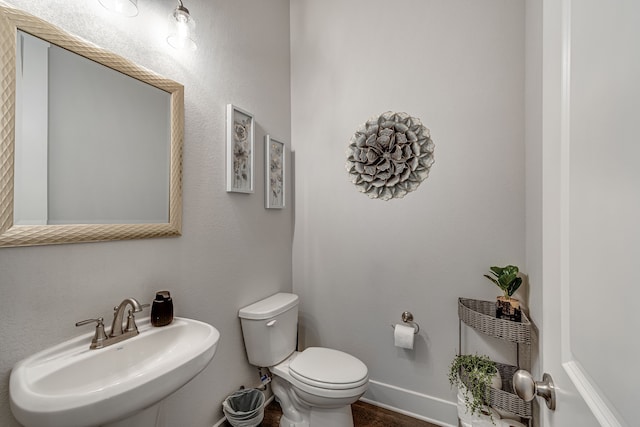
[167,2,197,51]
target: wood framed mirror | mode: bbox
[0,4,183,247]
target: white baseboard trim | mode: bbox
[361,380,457,427]
[213,395,275,427]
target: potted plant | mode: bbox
[484,265,523,322]
[448,354,501,418]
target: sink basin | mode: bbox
[10,317,220,427]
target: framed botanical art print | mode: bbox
[226,104,254,193]
[265,135,285,209]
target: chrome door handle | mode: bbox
[513,370,556,410]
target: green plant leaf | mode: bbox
[489,266,504,277]
[502,265,519,276]
[507,277,523,296]
[448,354,498,417]
[485,265,522,297]
[497,271,517,288]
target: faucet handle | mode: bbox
[76,317,104,327]
[124,304,150,333]
[75,317,109,349]
[125,310,138,333]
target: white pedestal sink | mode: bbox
[10,317,220,427]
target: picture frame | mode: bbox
[226,104,254,193]
[265,135,285,209]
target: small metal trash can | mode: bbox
[222,388,265,427]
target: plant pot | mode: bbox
[458,366,502,392]
[490,367,502,390]
[496,296,521,322]
[457,367,501,402]
[456,387,500,426]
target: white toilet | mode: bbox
[238,293,369,427]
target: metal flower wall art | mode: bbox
[346,111,435,200]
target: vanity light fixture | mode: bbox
[98,0,138,17]
[167,0,197,51]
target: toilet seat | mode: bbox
[289,347,368,390]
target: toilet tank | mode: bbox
[238,293,299,367]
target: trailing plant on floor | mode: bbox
[448,353,498,417]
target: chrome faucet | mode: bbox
[76,297,149,350]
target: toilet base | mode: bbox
[309,405,353,427]
[278,404,353,427]
[272,376,355,427]
[279,412,309,427]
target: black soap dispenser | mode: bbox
[151,290,173,327]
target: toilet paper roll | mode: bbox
[393,324,415,349]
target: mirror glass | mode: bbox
[15,31,171,226]
[0,6,183,247]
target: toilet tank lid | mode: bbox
[238,293,299,320]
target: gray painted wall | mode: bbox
[524,1,543,424]
[0,1,292,426]
[290,0,526,424]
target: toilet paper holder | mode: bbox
[390,311,420,334]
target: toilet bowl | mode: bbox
[272,349,368,407]
[238,293,369,427]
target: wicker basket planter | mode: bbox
[458,298,531,344]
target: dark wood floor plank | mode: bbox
[224,399,440,427]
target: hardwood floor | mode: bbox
[351,401,439,427]
[224,399,440,427]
